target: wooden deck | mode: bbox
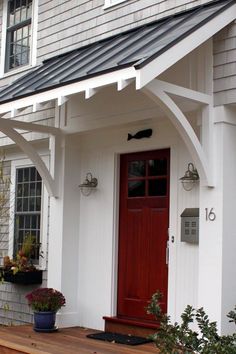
[0,325,158,354]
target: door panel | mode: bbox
[117,149,170,322]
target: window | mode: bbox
[14,166,42,263]
[127,158,168,198]
[5,0,32,71]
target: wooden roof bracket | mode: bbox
[0,116,63,198]
[142,79,214,187]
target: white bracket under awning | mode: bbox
[0,68,136,198]
[142,79,214,187]
[0,116,63,197]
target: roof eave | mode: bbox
[0,66,137,115]
[135,0,236,89]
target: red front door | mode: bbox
[117,149,170,322]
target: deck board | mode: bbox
[0,325,158,354]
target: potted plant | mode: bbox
[26,287,66,332]
[1,234,43,285]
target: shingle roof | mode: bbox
[0,0,234,104]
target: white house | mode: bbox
[0,0,235,336]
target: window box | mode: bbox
[1,269,43,285]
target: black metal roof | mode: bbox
[0,0,234,104]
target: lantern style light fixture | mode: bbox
[180,163,199,191]
[79,172,98,196]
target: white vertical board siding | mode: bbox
[173,144,199,324]
[221,117,236,333]
[36,0,215,62]
[214,21,236,105]
[76,119,199,330]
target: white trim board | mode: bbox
[0,67,136,114]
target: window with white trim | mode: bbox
[14,166,42,263]
[5,0,33,71]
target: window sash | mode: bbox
[5,0,32,71]
[14,167,42,262]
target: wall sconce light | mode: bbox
[180,163,199,191]
[79,172,98,196]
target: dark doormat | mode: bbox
[87,332,152,346]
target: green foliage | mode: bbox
[228,306,236,325]
[147,291,236,354]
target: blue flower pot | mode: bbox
[34,311,56,331]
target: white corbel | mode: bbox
[143,79,214,187]
[85,88,98,99]
[117,78,133,91]
[58,96,68,106]
[154,79,212,105]
[0,116,61,135]
[0,124,59,197]
[0,117,63,197]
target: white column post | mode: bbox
[198,106,236,334]
[47,131,81,327]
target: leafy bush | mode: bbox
[147,291,236,354]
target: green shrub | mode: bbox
[147,291,236,354]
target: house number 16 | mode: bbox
[205,208,216,221]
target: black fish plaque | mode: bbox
[127,129,152,141]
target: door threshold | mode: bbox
[103,316,158,337]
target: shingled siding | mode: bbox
[0,280,46,326]
[213,21,236,105]
[37,0,215,62]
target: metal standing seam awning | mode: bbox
[0,0,235,198]
[0,0,235,113]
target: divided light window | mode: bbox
[14,167,42,263]
[6,0,32,71]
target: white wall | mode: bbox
[75,118,200,330]
[198,105,236,334]
[221,107,236,333]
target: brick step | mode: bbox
[103,316,158,337]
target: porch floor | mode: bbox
[0,325,158,354]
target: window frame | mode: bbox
[5,0,32,72]
[9,158,49,270]
[0,0,38,77]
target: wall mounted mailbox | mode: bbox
[180,208,199,244]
